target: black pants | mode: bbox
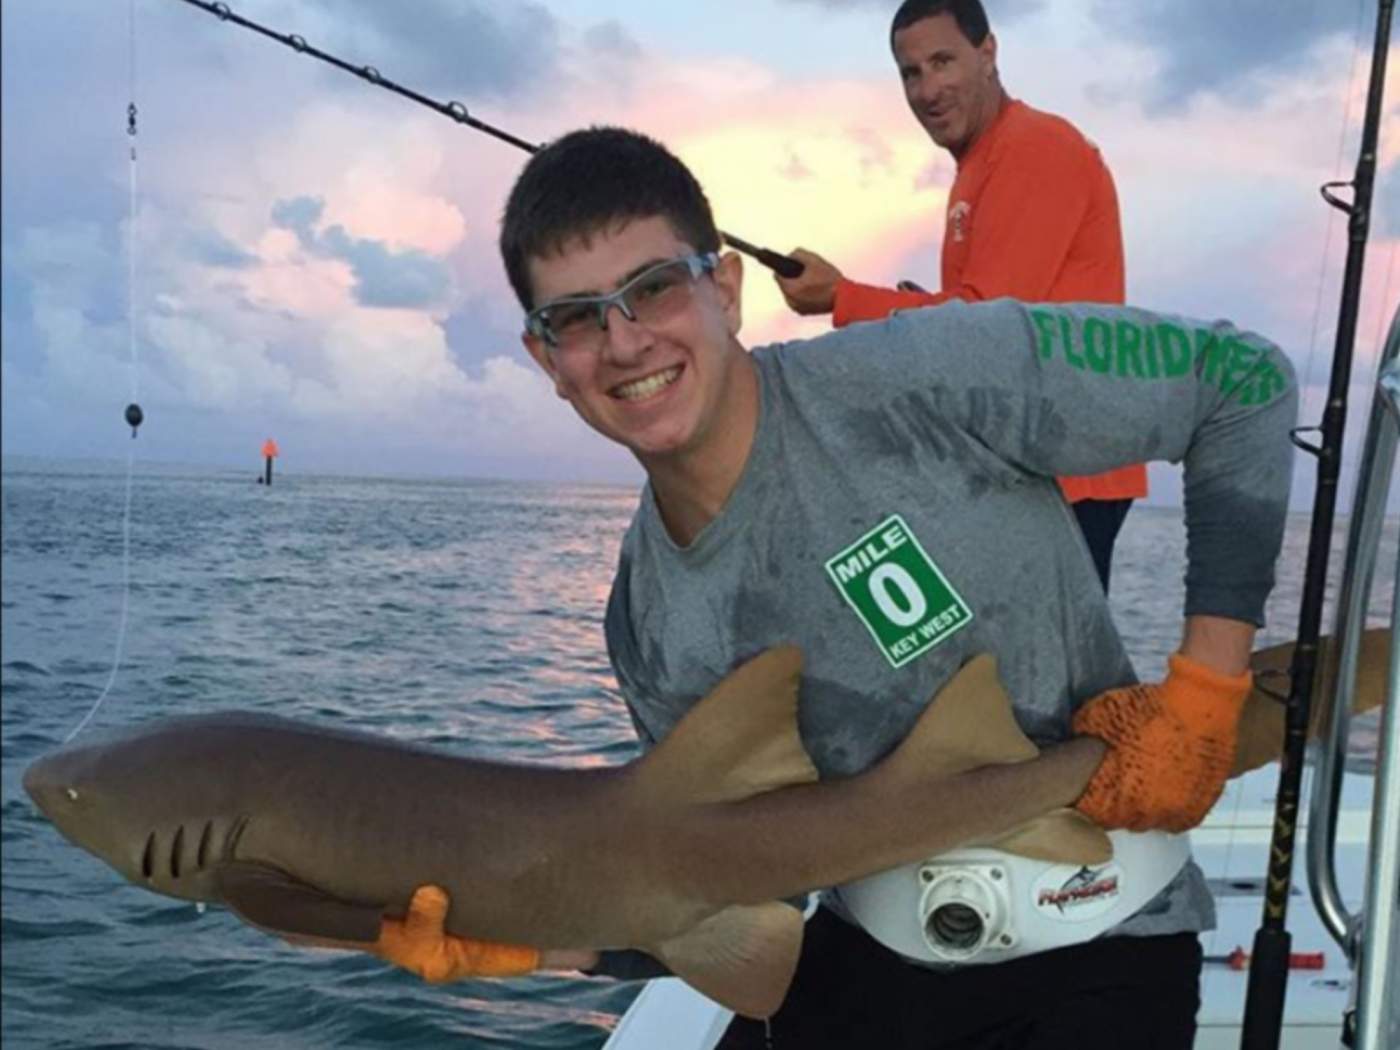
[1071,498,1134,594]
[717,908,1201,1050]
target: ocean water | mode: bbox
[2,458,1393,1049]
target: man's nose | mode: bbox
[908,72,938,107]
[600,303,654,363]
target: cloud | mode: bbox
[1089,1,1366,112]
[318,226,452,309]
[271,196,325,238]
[782,0,1046,20]
[2,0,1390,496]
[5,220,126,327]
[582,19,644,62]
[779,151,814,181]
[184,227,260,270]
[241,0,565,101]
[270,195,452,309]
[442,295,528,372]
[0,203,616,480]
[845,125,896,177]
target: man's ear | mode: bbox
[714,250,744,336]
[521,332,566,398]
[981,32,998,79]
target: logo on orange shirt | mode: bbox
[948,201,972,243]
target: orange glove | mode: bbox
[1073,653,1252,832]
[374,885,540,983]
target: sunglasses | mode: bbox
[525,253,720,352]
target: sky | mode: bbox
[2,0,1397,507]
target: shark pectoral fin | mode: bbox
[886,653,1040,781]
[980,808,1114,865]
[640,646,818,806]
[651,901,804,1020]
[215,861,384,944]
[1234,627,1392,777]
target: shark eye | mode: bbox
[65,788,80,802]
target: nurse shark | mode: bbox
[23,630,1388,1017]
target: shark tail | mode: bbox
[1232,626,1390,776]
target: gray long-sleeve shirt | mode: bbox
[603,298,1297,950]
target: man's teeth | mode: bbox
[615,367,681,401]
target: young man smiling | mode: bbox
[776,0,1147,593]
[370,127,1296,1048]
[515,222,755,546]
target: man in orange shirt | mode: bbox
[776,0,1146,592]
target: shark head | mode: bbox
[23,721,243,904]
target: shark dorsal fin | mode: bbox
[638,646,818,805]
[876,654,1112,864]
[886,653,1039,779]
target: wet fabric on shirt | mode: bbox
[605,299,1296,945]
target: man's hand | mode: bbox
[774,248,844,315]
[371,885,600,982]
[374,885,541,982]
[1072,652,1252,832]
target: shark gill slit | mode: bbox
[170,825,185,879]
[196,821,213,869]
[141,831,155,880]
[223,815,250,861]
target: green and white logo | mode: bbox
[824,514,973,669]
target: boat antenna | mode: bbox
[1240,2,1394,1047]
[168,0,805,279]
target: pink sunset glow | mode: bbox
[2,1,1395,497]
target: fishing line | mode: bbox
[1336,237,1400,537]
[1317,0,1393,543]
[1270,0,1364,647]
[1259,0,1371,653]
[1297,0,1372,440]
[64,0,144,745]
[1369,241,1397,359]
[169,0,804,278]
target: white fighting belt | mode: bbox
[836,830,1190,966]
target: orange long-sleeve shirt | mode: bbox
[832,99,1147,504]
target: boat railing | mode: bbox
[1303,303,1400,1049]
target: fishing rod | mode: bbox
[169,0,805,279]
[1241,2,1394,1048]
[165,0,1393,1039]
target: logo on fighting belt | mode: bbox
[1033,863,1124,922]
[824,514,972,669]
